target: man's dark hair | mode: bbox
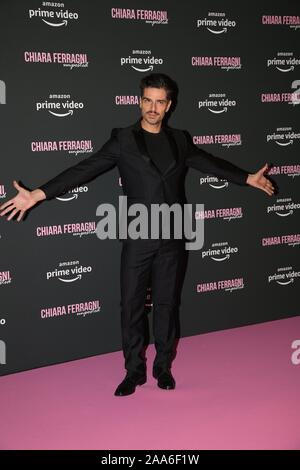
[139,73,178,102]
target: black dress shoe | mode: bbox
[154,370,176,390]
[114,374,147,396]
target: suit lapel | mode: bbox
[132,120,179,177]
[132,125,152,165]
[163,126,178,175]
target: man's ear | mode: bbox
[139,97,142,109]
[166,100,172,112]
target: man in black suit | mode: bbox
[0,74,274,396]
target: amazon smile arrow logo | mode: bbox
[275,210,293,217]
[131,65,154,72]
[275,139,293,146]
[276,65,295,72]
[42,19,68,27]
[56,194,79,201]
[208,107,228,114]
[277,278,294,285]
[207,27,228,34]
[211,254,230,261]
[209,182,228,189]
[58,274,82,282]
[49,109,74,117]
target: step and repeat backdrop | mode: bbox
[0,0,299,375]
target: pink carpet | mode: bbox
[1,316,299,450]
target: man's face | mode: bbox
[139,87,172,127]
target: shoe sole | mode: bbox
[114,377,147,396]
[157,383,176,390]
[138,378,147,386]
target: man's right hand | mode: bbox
[0,180,46,222]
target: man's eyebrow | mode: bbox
[142,97,167,102]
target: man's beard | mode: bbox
[144,112,161,125]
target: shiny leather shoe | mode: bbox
[114,374,147,396]
[154,370,176,390]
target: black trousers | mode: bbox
[120,238,187,377]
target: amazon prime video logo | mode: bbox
[120,50,164,72]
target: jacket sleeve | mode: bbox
[184,130,250,186]
[37,128,121,200]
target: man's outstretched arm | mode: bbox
[0,128,121,222]
[184,130,274,196]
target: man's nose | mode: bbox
[150,101,157,112]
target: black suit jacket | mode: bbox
[38,119,249,203]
